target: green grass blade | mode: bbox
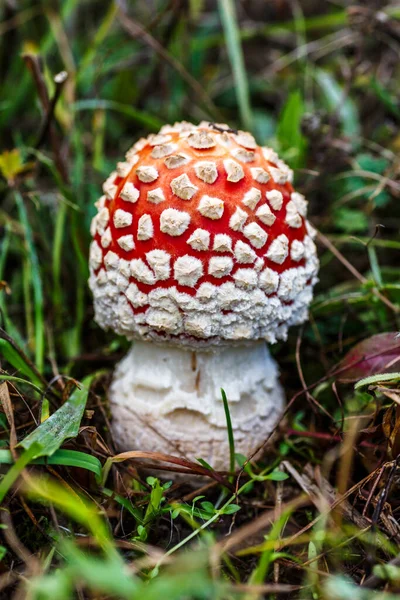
[221,388,235,475]
[52,198,67,318]
[59,540,138,598]
[0,449,102,480]
[0,374,43,394]
[354,372,400,389]
[42,449,102,479]
[14,191,44,372]
[0,226,24,346]
[0,443,42,503]
[315,69,361,140]
[102,487,143,523]
[19,374,96,458]
[24,475,113,552]
[73,99,163,130]
[276,90,307,168]
[217,0,252,131]
[77,3,119,79]
[0,338,44,389]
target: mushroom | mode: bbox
[89,121,319,472]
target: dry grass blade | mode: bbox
[230,582,303,593]
[282,462,373,532]
[102,450,234,489]
[0,383,16,453]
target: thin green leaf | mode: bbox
[19,374,96,458]
[195,457,213,470]
[354,372,400,389]
[72,99,163,130]
[24,475,113,552]
[266,470,290,481]
[60,539,138,598]
[0,374,43,394]
[0,443,42,503]
[315,69,360,140]
[221,503,241,515]
[277,90,307,168]
[0,226,25,346]
[370,78,400,120]
[221,388,235,476]
[0,448,102,479]
[102,487,143,524]
[0,338,43,388]
[217,0,252,130]
[200,501,215,514]
[14,191,44,372]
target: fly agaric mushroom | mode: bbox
[89,121,319,471]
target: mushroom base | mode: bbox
[109,340,285,474]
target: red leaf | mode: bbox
[337,332,400,383]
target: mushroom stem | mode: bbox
[109,340,285,472]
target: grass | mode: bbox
[0,1,400,598]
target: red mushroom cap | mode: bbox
[89,122,319,347]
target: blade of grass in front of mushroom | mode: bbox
[221,388,235,477]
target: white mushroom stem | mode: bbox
[109,340,285,472]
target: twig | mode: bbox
[295,329,334,420]
[35,71,68,150]
[22,53,69,182]
[231,583,303,594]
[285,428,376,448]
[371,454,400,527]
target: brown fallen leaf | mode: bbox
[337,332,400,383]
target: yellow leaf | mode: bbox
[0,149,27,183]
